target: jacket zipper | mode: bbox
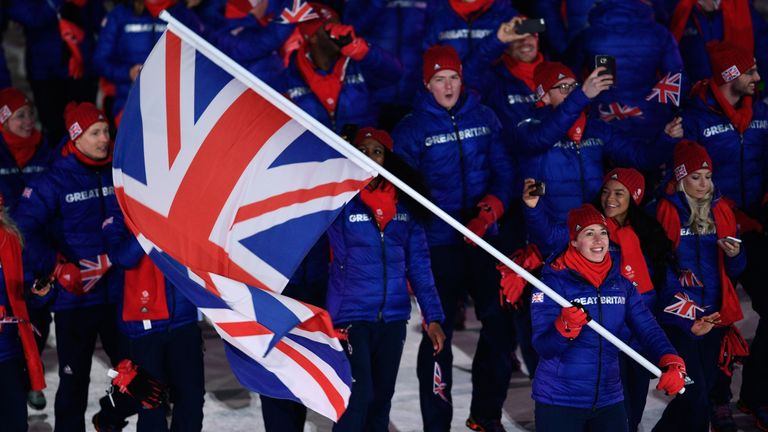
[376,227,387,321]
[592,285,603,410]
[694,233,704,306]
[450,115,468,210]
[575,144,587,203]
[739,133,745,207]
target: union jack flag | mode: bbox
[663,292,705,320]
[531,292,544,303]
[598,102,643,122]
[678,269,704,288]
[79,254,111,293]
[646,72,682,106]
[433,362,449,403]
[278,0,318,24]
[113,23,374,420]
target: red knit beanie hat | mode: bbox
[0,88,30,124]
[533,61,576,99]
[673,140,713,181]
[603,168,645,205]
[423,45,463,85]
[354,127,393,151]
[567,204,607,240]
[707,40,756,86]
[297,2,338,39]
[64,102,107,142]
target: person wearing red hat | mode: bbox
[325,127,445,432]
[515,60,681,256]
[275,3,401,133]
[393,45,515,432]
[12,101,139,431]
[0,87,55,412]
[668,0,768,84]
[530,203,684,432]
[680,40,768,431]
[519,168,677,431]
[652,140,746,432]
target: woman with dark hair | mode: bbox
[529,203,684,432]
[652,140,745,431]
[519,168,676,430]
[326,127,445,432]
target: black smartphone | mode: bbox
[595,55,616,80]
[530,181,546,197]
[516,18,546,35]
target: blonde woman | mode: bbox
[653,140,745,432]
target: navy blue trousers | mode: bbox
[0,356,28,432]
[128,323,205,432]
[535,401,628,432]
[333,320,406,432]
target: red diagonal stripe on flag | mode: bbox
[166,32,182,167]
[218,320,273,337]
[232,178,370,225]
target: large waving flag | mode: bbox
[112,14,375,421]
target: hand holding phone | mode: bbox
[595,55,616,82]
[530,181,546,196]
[515,18,546,35]
[724,236,742,244]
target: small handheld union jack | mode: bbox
[78,254,112,293]
[663,292,705,320]
[598,102,643,122]
[278,0,319,24]
[646,72,682,107]
[433,362,450,404]
[678,269,703,288]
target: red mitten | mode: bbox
[656,354,686,395]
[58,19,85,79]
[109,359,168,409]
[341,37,369,61]
[464,195,504,245]
[497,264,525,306]
[54,261,84,295]
[324,23,369,60]
[554,306,588,339]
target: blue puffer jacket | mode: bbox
[392,90,513,246]
[0,137,54,213]
[653,190,745,336]
[422,0,517,59]
[276,45,402,133]
[8,0,105,81]
[515,89,675,234]
[682,90,768,215]
[13,150,119,311]
[531,251,676,409]
[0,272,21,364]
[92,3,203,117]
[676,4,768,84]
[344,0,437,106]
[535,0,595,57]
[326,194,444,326]
[565,0,683,141]
[103,208,198,338]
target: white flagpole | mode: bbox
[159,12,682,391]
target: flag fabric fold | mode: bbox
[113,25,373,421]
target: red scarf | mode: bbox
[656,198,743,325]
[122,255,169,322]
[2,128,41,168]
[606,218,654,294]
[449,0,494,21]
[144,0,177,18]
[556,244,613,289]
[359,180,397,230]
[569,112,587,143]
[0,227,45,391]
[62,140,113,167]
[501,52,543,91]
[295,45,349,114]
[670,0,753,54]
[700,79,753,133]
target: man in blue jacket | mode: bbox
[13,102,133,432]
[393,45,514,432]
[516,61,681,256]
[681,40,768,431]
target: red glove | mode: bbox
[656,354,686,395]
[58,18,85,79]
[110,359,168,409]
[324,23,369,60]
[464,195,504,245]
[54,261,84,295]
[554,306,589,339]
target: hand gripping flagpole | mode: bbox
[159,11,686,393]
